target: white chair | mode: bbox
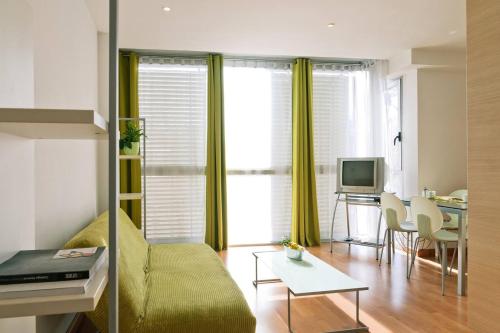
[409,197,458,295]
[442,189,468,230]
[379,192,418,278]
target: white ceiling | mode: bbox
[86,0,466,60]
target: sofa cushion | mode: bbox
[139,243,256,333]
[65,209,149,333]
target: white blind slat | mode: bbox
[139,59,207,242]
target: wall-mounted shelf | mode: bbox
[0,108,108,139]
[0,263,108,318]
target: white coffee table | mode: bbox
[252,250,369,333]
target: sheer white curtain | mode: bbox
[224,59,292,245]
[313,60,389,242]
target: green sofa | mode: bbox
[65,209,256,333]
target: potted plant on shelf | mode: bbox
[119,121,144,155]
[280,236,305,261]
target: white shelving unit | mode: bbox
[0,108,107,139]
[0,263,108,318]
[119,117,147,238]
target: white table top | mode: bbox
[255,251,368,296]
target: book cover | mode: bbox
[0,247,105,285]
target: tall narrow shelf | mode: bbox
[119,117,147,238]
[0,108,107,139]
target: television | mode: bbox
[336,157,385,194]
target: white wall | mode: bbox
[0,1,101,332]
[389,48,467,197]
[417,69,467,193]
[0,0,36,331]
[97,33,109,214]
[27,1,100,332]
[401,69,419,197]
[28,0,99,249]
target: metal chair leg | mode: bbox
[449,245,457,275]
[406,232,410,278]
[409,237,420,278]
[379,228,389,266]
[392,230,396,254]
[441,242,447,296]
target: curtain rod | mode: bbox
[120,49,373,65]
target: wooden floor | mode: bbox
[219,243,472,333]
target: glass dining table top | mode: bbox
[402,198,468,211]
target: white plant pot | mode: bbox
[123,142,140,155]
[285,246,303,261]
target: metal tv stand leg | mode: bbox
[330,193,341,253]
[345,195,353,247]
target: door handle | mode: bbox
[393,132,402,146]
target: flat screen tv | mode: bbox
[336,157,385,194]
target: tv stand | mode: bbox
[329,192,384,260]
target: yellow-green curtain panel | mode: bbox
[119,52,142,229]
[205,54,228,251]
[291,58,321,246]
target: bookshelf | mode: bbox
[0,262,108,318]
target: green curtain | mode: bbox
[119,52,142,229]
[205,54,228,251]
[291,58,321,246]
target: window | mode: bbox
[138,56,207,243]
[313,63,388,242]
[224,59,292,245]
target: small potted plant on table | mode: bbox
[119,121,144,155]
[280,237,305,261]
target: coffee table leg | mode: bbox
[288,288,293,333]
[356,291,359,323]
[253,253,258,288]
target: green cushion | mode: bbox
[65,209,149,333]
[64,211,256,333]
[140,244,256,333]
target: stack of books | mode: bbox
[0,247,106,300]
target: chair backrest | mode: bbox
[411,196,443,239]
[381,192,407,231]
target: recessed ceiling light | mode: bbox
[162,6,171,12]
[449,30,457,35]
[327,23,335,28]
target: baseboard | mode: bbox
[417,247,458,258]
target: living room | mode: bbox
[0,1,498,332]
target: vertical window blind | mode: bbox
[138,56,207,243]
[224,59,292,244]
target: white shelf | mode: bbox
[0,263,108,318]
[119,155,142,160]
[119,193,143,200]
[0,108,108,139]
